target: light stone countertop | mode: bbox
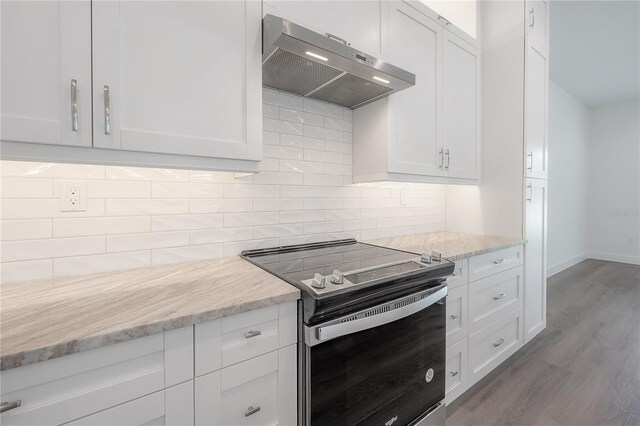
[0,256,299,371]
[366,232,526,261]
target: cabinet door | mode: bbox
[441,30,481,180]
[385,2,442,176]
[526,0,548,51]
[524,39,549,179]
[263,1,382,57]
[92,1,261,161]
[0,1,92,147]
[524,178,547,343]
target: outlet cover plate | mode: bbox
[59,181,87,212]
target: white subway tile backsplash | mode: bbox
[280,108,324,126]
[106,199,189,216]
[1,259,53,283]
[151,214,222,231]
[54,217,150,237]
[54,251,151,277]
[107,231,189,253]
[152,244,223,265]
[1,236,105,262]
[106,166,188,181]
[1,219,52,241]
[152,182,223,198]
[1,178,53,198]
[0,91,446,283]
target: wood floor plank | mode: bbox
[447,259,640,426]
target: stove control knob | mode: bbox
[311,273,326,289]
[330,270,344,284]
[421,253,432,264]
[431,251,442,262]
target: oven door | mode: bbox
[303,285,447,426]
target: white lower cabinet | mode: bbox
[468,309,522,384]
[445,338,468,404]
[444,246,525,405]
[66,381,193,426]
[0,302,298,426]
[195,346,296,426]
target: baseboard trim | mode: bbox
[547,254,588,277]
[587,251,640,266]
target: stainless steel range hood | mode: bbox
[262,15,415,110]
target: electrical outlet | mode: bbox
[59,181,87,212]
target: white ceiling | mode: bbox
[550,0,640,107]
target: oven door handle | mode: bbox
[308,286,448,346]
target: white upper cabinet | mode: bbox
[1,1,92,147]
[353,1,481,184]
[263,1,383,57]
[441,31,481,180]
[386,1,442,176]
[524,39,549,179]
[92,1,262,161]
[526,0,549,51]
[524,178,547,343]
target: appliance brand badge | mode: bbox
[425,368,434,382]
[385,415,398,426]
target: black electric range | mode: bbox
[242,239,454,426]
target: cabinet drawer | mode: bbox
[446,285,468,345]
[468,246,523,282]
[469,310,522,385]
[195,302,297,376]
[469,266,523,333]
[445,258,469,289]
[0,334,165,426]
[445,338,468,405]
[195,350,289,426]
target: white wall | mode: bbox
[546,81,589,276]
[587,98,640,264]
[0,89,447,284]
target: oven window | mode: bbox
[308,297,445,426]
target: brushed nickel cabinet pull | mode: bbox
[1,400,22,413]
[527,152,533,170]
[493,338,505,347]
[526,182,533,203]
[529,8,535,29]
[71,79,79,131]
[104,85,111,135]
[450,314,459,319]
[439,148,444,169]
[245,405,261,417]
[445,149,450,171]
[493,293,507,300]
[450,371,459,377]
[244,330,261,339]
[493,258,506,265]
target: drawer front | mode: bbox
[66,390,165,426]
[446,285,468,345]
[195,351,280,426]
[469,245,523,282]
[195,302,297,376]
[445,258,469,289]
[469,266,523,333]
[469,310,522,385]
[0,335,165,426]
[445,338,468,405]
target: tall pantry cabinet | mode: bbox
[523,0,549,343]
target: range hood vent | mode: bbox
[262,15,415,110]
